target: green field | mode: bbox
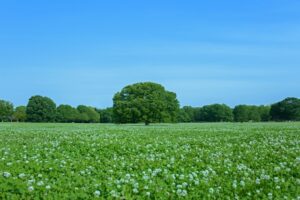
[0,123,299,199]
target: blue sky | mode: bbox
[0,0,299,108]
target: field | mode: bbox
[0,123,299,199]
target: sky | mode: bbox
[0,0,299,108]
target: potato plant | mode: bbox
[0,123,299,199]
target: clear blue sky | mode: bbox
[0,0,299,108]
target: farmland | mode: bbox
[0,123,299,199]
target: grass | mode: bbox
[0,122,299,199]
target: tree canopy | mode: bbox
[178,106,196,122]
[26,95,56,122]
[233,105,261,122]
[270,97,300,121]
[113,82,179,125]
[96,108,113,123]
[13,106,27,122]
[56,105,80,123]
[77,105,100,123]
[0,91,298,124]
[0,99,14,122]
[196,104,233,122]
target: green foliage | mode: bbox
[196,104,233,122]
[13,106,27,122]
[193,107,202,122]
[178,106,196,122]
[233,105,261,122]
[26,95,56,122]
[96,108,113,123]
[258,105,271,121]
[270,97,300,121]
[56,105,80,123]
[0,123,299,199]
[113,82,179,125]
[0,99,14,122]
[77,105,100,123]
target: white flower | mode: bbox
[37,181,44,186]
[274,167,281,172]
[202,170,209,177]
[261,174,270,180]
[181,190,188,196]
[18,173,26,179]
[133,182,139,188]
[3,172,11,178]
[133,188,139,193]
[240,180,245,187]
[146,192,150,196]
[94,190,101,196]
[177,189,182,194]
[233,180,237,189]
[171,174,176,179]
[125,174,131,179]
[46,185,51,190]
[268,193,273,199]
[256,178,260,184]
[28,186,34,192]
[110,190,118,197]
[177,189,187,196]
[179,174,185,180]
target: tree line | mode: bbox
[1,82,300,124]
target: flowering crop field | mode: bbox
[0,123,299,199]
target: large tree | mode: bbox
[270,97,300,121]
[113,82,179,125]
[56,105,80,123]
[0,99,14,122]
[13,106,27,122]
[26,95,56,122]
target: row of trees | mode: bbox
[0,96,100,123]
[179,97,300,122]
[1,82,300,124]
[179,104,271,122]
